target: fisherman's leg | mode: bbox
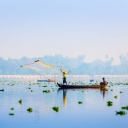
[63,78,64,85]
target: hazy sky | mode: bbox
[0,0,128,64]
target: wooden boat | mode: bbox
[37,79,56,82]
[57,83,107,89]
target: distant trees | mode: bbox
[0,53,128,75]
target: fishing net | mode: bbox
[20,60,68,81]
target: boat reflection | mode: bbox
[63,89,67,107]
[100,88,108,98]
[57,88,107,107]
[57,88,67,107]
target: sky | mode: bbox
[0,0,128,64]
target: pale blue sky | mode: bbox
[0,0,128,64]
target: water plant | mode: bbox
[9,113,14,116]
[114,96,118,99]
[52,106,59,112]
[43,90,50,93]
[78,101,83,104]
[10,108,14,110]
[19,99,22,104]
[42,86,47,87]
[107,101,113,106]
[122,106,128,110]
[27,107,33,112]
[116,111,127,116]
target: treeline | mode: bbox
[0,54,128,75]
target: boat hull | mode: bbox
[37,79,56,82]
[57,83,107,89]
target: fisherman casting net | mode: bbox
[21,60,69,81]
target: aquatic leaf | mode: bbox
[52,106,59,112]
[27,107,33,112]
[78,101,83,104]
[116,111,127,116]
[19,99,22,104]
[107,101,113,106]
[9,113,14,116]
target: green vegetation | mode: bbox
[43,90,50,93]
[42,86,47,87]
[107,101,113,106]
[122,106,128,110]
[19,99,22,104]
[78,101,83,104]
[114,96,118,99]
[116,111,127,116]
[52,106,59,112]
[10,108,14,110]
[27,107,33,112]
[126,83,128,85]
[9,113,14,116]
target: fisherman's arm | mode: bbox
[67,70,71,74]
[60,69,63,73]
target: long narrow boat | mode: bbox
[57,83,107,89]
[37,79,56,82]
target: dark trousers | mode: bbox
[63,77,67,84]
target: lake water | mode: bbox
[0,75,128,128]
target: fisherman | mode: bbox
[100,77,108,85]
[60,69,71,85]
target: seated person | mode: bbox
[100,77,108,85]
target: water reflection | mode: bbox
[57,88,67,107]
[100,89,107,98]
[63,89,67,107]
[58,88,107,107]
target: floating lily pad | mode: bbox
[27,107,33,112]
[107,101,113,106]
[116,111,127,116]
[78,101,83,104]
[43,90,50,93]
[9,113,14,116]
[52,106,59,112]
[114,96,118,99]
[122,106,128,110]
[19,99,22,104]
[10,108,14,110]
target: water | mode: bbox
[0,75,128,128]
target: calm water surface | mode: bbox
[0,76,128,128]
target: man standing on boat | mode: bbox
[60,69,71,85]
